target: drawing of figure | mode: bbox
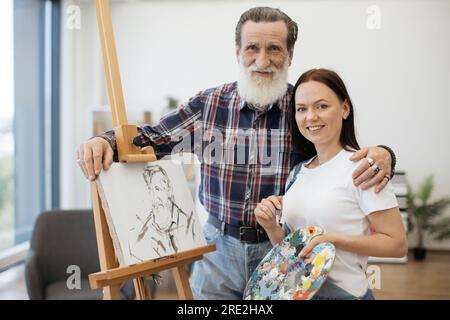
[128,164,196,261]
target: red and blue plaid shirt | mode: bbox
[99,82,303,228]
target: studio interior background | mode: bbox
[0,0,449,300]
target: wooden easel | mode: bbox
[88,0,215,300]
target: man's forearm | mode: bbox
[96,125,166,162]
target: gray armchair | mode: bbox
[25,209,134,300]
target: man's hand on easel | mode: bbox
[77,137,114,181]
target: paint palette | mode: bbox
[244,226,335,300]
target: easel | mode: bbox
[88,0,215,300]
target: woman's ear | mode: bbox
[342,100,350,120]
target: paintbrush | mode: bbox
[275,195,283,225]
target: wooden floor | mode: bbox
[371,250,450,300]
[1,250,450,300]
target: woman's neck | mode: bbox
[313,142,344,166]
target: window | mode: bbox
[0,0,60,260]
[0,0,15,252]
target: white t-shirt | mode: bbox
[281,149,398,297]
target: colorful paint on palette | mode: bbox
[244,226,335,300]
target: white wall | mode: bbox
[60,0,104,208]
[60,0,450,249]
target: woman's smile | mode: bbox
[306,124,325,135]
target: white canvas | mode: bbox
[96,160,207,266]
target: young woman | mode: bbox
[254,68,407,300]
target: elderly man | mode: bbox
[77,7,396,299]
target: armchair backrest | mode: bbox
[28,210,100,287]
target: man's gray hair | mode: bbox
[235,7,298,51]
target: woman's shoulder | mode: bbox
[287,161,304,180]
[284,159,310,192]
[334,149,367,186]
[340,148,365,170]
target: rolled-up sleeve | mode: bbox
[97,91,206,161]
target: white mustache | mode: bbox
[247,64,278,74]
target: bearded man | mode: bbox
[77,7,396,299]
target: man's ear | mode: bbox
[236,45,241,63]
[288,49,294,66]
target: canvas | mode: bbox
[96,160,207,266]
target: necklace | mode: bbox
[312,149,344,167]
[304,156,321,169]
[313,156,323,167]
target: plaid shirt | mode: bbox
[99,82,303,228]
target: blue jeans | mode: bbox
[189,221,273,300]
[312,280,375,300]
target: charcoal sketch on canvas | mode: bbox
[96,160,206,266]
[129,164,196,260]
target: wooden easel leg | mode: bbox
[133,277,151,300]
[104,284,121,300]
[133,279,143,300]
[172,266,193,300]
[91,182,122,300]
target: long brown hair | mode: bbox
[289,68,360,159]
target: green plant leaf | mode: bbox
[406,184,416,209]
[418,175,434,204]
[406,175,450,243]
[406,214,415,233]
[166,96,179,110]
[413,206,426,219]
[429,217,450,241]
[424,198,450,219]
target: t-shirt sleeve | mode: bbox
[350,161,399,215]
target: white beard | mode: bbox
[237,59,289,110]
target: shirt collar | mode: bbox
[241,102,276,113]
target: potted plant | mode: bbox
[407,175,450,261]
[166,96,179,110]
